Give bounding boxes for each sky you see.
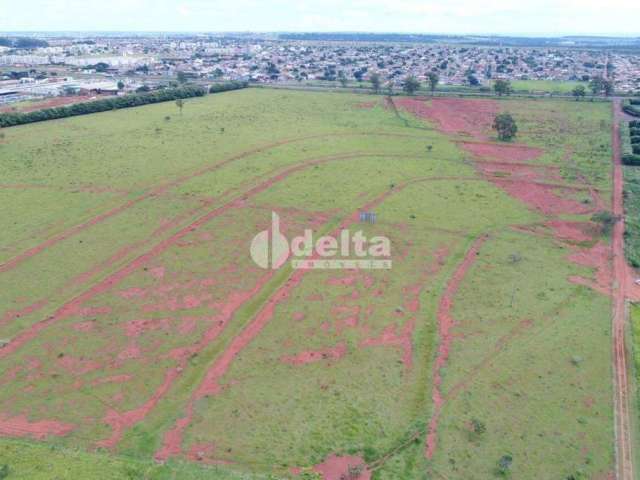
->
[1,0,639,36]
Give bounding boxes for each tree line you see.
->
[0,82,248,128]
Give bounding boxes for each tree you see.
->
[338,70,348,88]
[572,85,586,101]
[369,71,381,93]
[493,113,518,141]
[467,74,480,86]
[177,71,188,84]
[427,72,439,94]
[589,76,604,95]
[497,455,513,476]
[493,79,512,96]
[403,75,420,95]
[175,98,184,115]
[385,81,394,95]
[603,79,614,97]
[117,80,125,91]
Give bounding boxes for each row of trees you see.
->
[624,100,640,118]
[0,83,247,128]
[364,72,439,96]
[623,120,640,165]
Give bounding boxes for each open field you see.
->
[0,88,617,479]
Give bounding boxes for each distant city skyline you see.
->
[1,0,639,36]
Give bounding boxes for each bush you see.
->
[209,81,248,93]
[634,145,640,155]
[624,103,640,117]
[0,83,247,128]
[623,154,640,166]
[631,136,640,145]
[0,464,8,480]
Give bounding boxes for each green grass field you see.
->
[490,79,588,94]
[0,89,615,479]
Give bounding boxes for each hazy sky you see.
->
[1,0,639,35]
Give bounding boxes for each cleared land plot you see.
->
[0,89,615,479]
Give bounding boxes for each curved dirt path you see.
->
[2,151,414,361]
[612,99,635,480]
[424,234,488,459]
[0,132,420,274]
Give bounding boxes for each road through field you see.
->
[612,98,635,480]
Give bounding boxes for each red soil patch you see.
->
[98,274,274,450]
[0,413,74,439]
[425,235,488,459]
[354,101,377,109]
[312,454,370,480]
[394,97,499,139]
[281,342,347,366]
[360,318,415,370]
[155,181,411,461]
[546,220,597,243]
[567,242,613,296]
[492,179,593,216]
[0,300,47,328]
[461,141,544,163]
[0,152,380,361]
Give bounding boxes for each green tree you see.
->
[385,81,394,95]
[589,76,604,95]
[177,71,188,84]
[572,85,586,101]
[603,79,614,96]
[338,70,348,88]
[403,75,420,95]
[493,113,518,141]
[493,79,512,96]
[497,455,513,476]
[369,71,381,93]
[427,71,439,94]
[117,80,125,91]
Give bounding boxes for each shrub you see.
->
[623,154,640,166]
[0,465,8,480]
[591,211,618,236]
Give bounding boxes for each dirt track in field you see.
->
[0,151,406,362]
[424,234,488,459]
[611,99,635,480]
[0,132,420,274]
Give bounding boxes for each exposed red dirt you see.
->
[546,220,597,243]
[425,235,488,459]
[0,152,391,361]
[360,318,415,370]
[394,97,499,139]
[155,180,416,461]
[461,141,544,163]
[97,272,274,449]
[312,454,370,480]
[567,242,613,296]
[281,342,347,366]
[0,300,47,328]
[611,100,635,480]
[0,413,74,439]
